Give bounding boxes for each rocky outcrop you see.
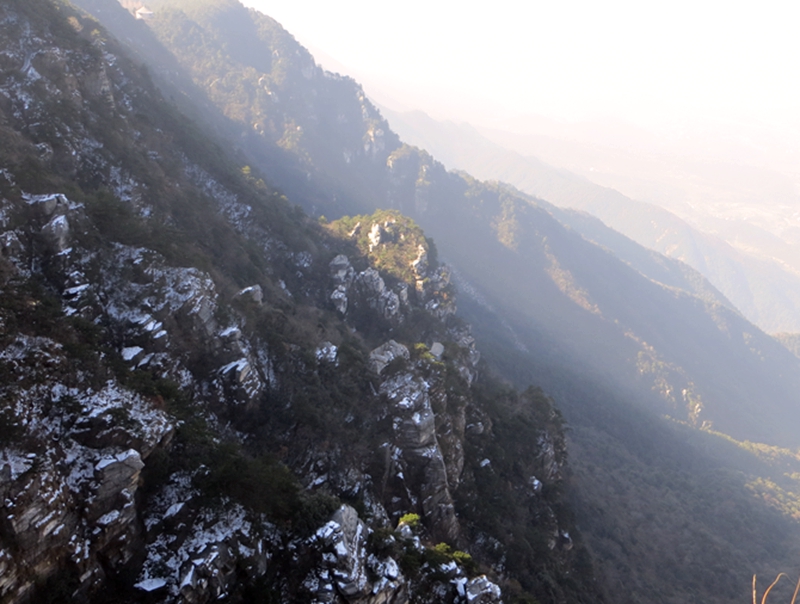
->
[0,338,173,601]
[330,254,356,314]
[0,2,593,602]
[302,504,503,604]
[357,268,402,321]
[305,505,408,604]
[379,367,460,543]
[330,254,406,322]
[462,576,503,603]
[370,340,410,375]
[137,477,276,603]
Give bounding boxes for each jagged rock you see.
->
[332,285,349,314]
[326,505,370,597]
[96,245,221,340]
[348,222,362,238]
[0,231,24,261]
[370,340,410,375]
[179,542,237,604]
[358,267,385,296]
[369,222,384,251]
[462,576,503,603]
[219,326,242,342]
[419,266,456,319]
[219,355,264,409]
[0,455,76,600]
[236,284,263,304]
[0,357,173,602]
[381,371,460,543]
[93,449,144,514]
[398,283,409,306]
[25,193,68,218]
[538,433,562,482]
[41,214,70,252]
[316,341,338,364]
[0,2,593,601]
[411,244,428,279]
[447,325,480,385]
[330,253,408,322]
[139,501,273,603]
[330,254,356,287]
[330,254,355,313]
[357,268,401,320]
[309,505,408,604]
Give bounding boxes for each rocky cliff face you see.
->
[1,189,577,603]
[49,1,800,603]
[0,1,598,603]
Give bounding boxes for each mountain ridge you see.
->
[75,1,800,600]
[382,107,800,334]
[0,1,600,602]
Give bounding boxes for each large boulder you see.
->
[370,340,410,375]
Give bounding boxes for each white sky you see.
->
[241,0,800,137]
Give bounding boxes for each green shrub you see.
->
[398,512,420,529]
[423,543,478,576]
[451,549,478,575]
[367,526,400,559]
[423,542,452,567]
[292,491,341,538]
[398,547,422,578]
[194,442,300,522]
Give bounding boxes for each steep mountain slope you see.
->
[382,108,800,334]
[0,1,600,602]
[48,0,800,602]
[99,0,800,442]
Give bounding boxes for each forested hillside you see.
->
[4,0,800,602]
[61,0,800,601]
[0,1,600,602]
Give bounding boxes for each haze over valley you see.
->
[266,0,800,334]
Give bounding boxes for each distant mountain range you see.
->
[382,108,800,335]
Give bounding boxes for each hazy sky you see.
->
[242,0,800,136]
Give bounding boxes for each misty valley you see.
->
[2,1,800,603]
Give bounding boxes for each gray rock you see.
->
[316,341,338,364]
[370,340,410,375]
[368,222,384,251]
[330,254,355,287]
[26,193,68,218]
[236,284,263,304]
[41,214,70,252]
[330,255,355,313]
[463,575,503,603]
[357,268,401,320]
[310,505,408,604]
[0,231,24,260]
[381,371,460,543]
[464,575,503,604]
[411,244,428,279]
[93,449,144,515]
[332,284,349,314]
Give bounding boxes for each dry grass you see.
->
[753,574,800,604]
